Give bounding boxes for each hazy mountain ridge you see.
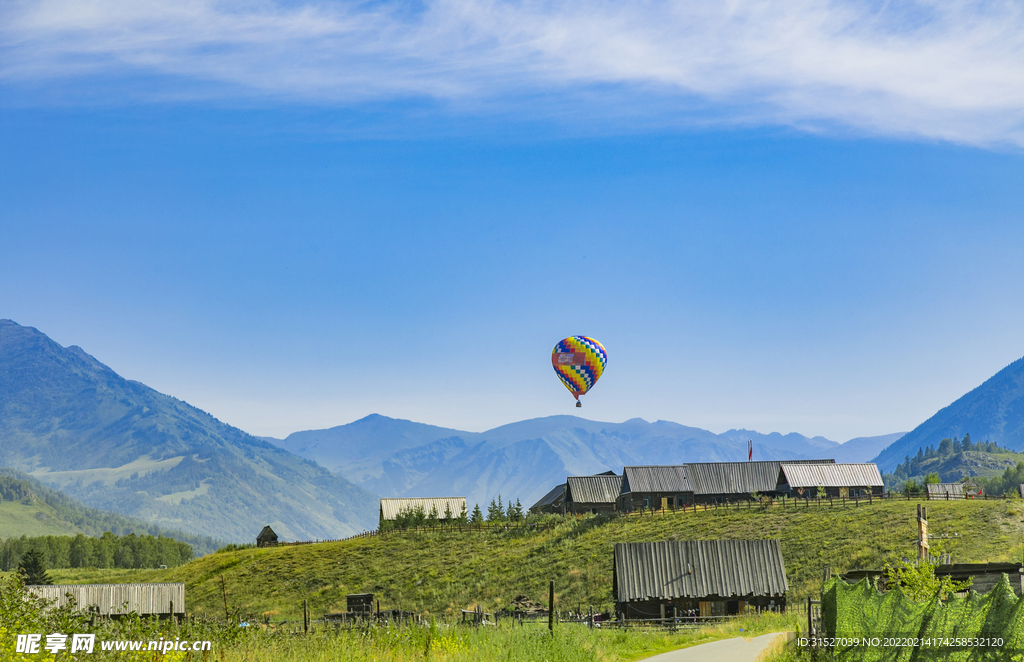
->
[276,414,901,509]
[0,320,378,542]
[873,356,1024,471]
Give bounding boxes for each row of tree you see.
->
[0,532,194,572]
[382,495,527,530]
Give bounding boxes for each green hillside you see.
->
[0,500,82,538]
[46,499,1024,620]
[0,469,223,555]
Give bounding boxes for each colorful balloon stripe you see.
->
[551,336,607,398]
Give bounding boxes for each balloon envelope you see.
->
[551,336,607,399]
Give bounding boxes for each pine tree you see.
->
[470,503,483,525]
[487,498,502,522]
[18,548,51,585]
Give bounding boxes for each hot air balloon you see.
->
[551,336,607,407]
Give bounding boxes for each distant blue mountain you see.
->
[0,320,378,542]
[873,356,1024,471]
[273,415,899,509]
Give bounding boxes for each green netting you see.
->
[821,574,1024,661]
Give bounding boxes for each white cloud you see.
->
[2,0,1024,144]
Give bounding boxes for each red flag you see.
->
[748,439,752,461]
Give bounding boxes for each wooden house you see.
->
[564,473,621,514]
[256,525,279,547]
[927,483,966,500]
[776,463,883,499]
[618,460,838,510]
[617,466,691,511]
[27,583,185,618]
[379,497,466,525]
[613,540,789,619]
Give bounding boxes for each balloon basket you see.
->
[575,401,582,408]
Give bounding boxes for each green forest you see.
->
[0,531,193,573]
[0,469,222,555]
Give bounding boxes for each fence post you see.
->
[549,580,555,635]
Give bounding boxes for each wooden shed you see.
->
[256,525,279,547]
[379,497,466,525]
[27,583,185,617]
[777,463,883,499]
[618,465,692,512]
[613,540,789,619]
[564,473,621,514]
[927,483,966,500]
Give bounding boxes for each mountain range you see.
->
[7,317,1023,541]
[873,355,1024,471]
[268,415,904,509]
[0,320,377,542]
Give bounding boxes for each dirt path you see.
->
[640,632,791,662]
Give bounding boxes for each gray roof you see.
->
[614,540,788,602]
[779,463,883,488]
[687,461,832,495]
[622,466,691,493]
[927,483,965,496]
[566,475,623,504]
[380,497,466,520]
[529,483,565,511]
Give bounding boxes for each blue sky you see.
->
[2,0,1023,440]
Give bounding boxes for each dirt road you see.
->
[640,632,791,662]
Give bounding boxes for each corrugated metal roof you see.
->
[927,483,965,496]
[566,475,623,504]
[529,483,565,511]
[780,463,883,488]
[622,466,691,493]
[27,584,184,615]
[686,461,790,495]
[380,497,466,520]
[614,540,788,602]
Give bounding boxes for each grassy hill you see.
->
[0,469,223,555]
[44,498,1024,621]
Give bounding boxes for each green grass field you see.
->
[211,613,800,662]
[43,499,1024,622]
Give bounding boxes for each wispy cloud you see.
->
[2,0,1024,144]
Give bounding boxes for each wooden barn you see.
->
[564,473,621,514]
[927,483,966,499]
[617,466,691,512]
[379,497,466,525]
[256,525,279,547]
[776,463,883,499]
[529,483,566,514]
[27,583,185,618]
[613,540,789,619]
